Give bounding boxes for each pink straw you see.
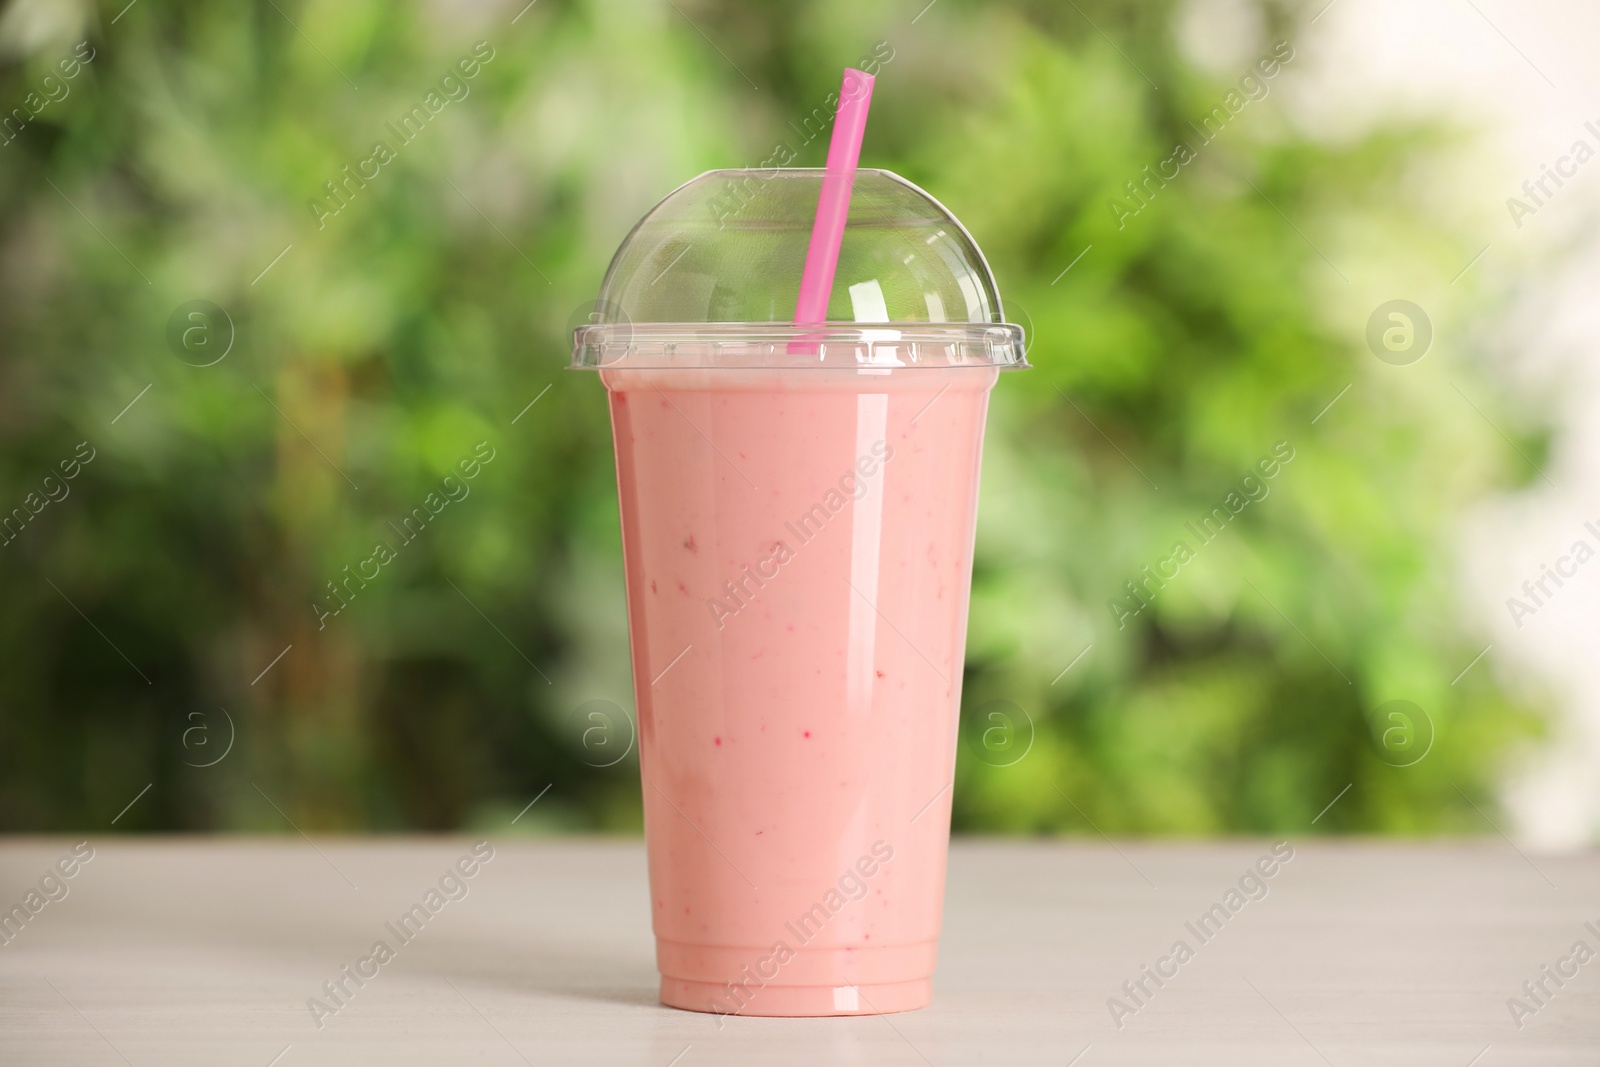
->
[793,68,875,327]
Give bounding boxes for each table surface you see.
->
[1,837,1596,1065]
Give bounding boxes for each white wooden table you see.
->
[1,838,1595,1064]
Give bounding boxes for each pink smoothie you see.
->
[601,359,998,1016]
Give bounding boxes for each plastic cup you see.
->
[573,169,1026,1017]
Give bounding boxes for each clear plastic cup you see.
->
[573,169,1026,1017]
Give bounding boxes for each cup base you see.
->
[660,976,931,1017]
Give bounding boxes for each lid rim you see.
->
[571,322,1030,371]
[576,321,1025,332]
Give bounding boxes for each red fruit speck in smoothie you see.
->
[876,670,885,678]
[803,731,811,738]
[677,581,687,594]
[684,534,697,552]
[651,580,657,593]
[714,736,722,746]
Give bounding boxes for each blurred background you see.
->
[0,0,1594,844]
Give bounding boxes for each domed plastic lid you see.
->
[572,168,1026,370]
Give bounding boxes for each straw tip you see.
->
[838,69,874,113]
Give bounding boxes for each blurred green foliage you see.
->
[0,0,1543,835]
